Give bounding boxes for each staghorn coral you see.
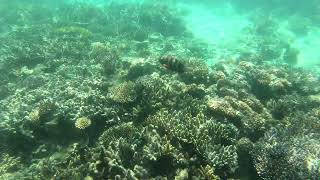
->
[252,107,320,179]
[146,110,239,173]
[253,132,320,180]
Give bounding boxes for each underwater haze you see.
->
[1,0,320,179]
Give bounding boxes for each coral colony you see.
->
[0,0,319,179]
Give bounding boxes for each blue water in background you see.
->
[78,0,320,69]
[179,0,320,68]
[4,0,318,68]
[1,0,320,179]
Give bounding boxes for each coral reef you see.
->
[251,104,320,179]
[109,81,137,104]
[0,1,320,180]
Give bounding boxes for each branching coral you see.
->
[180,58,211,85]
[1,1,320,180]
[146,110,239,173]
[109,81,137,104]
[0,154,22,176]
[252,107,320,179]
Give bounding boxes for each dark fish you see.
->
[159,55,185,73]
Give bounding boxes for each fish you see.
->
[159,55,185,73]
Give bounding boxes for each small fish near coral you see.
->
[159,55,185,73]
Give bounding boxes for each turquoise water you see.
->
[0,0,319,179]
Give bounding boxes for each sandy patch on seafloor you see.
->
[180,1,320,70]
